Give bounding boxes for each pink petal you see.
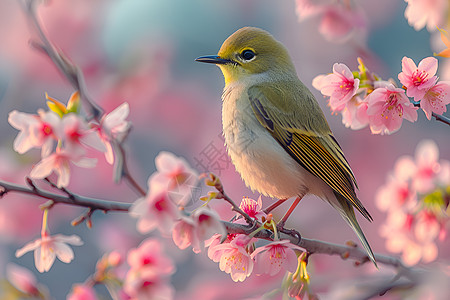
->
[155,151,179,173]
[53,234,84,246]
[103,102,130,130]
[35,244,56,273]
[401,56,417,77]
[15,239,42,258]
[418,57,438,77]
[422,243,438,263]
[29,155,56,180]
[415,140,439,166]
[402,241,422,266]
[53,242,75,263]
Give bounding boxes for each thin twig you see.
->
[0,179,131,212]
[0,178,418,277]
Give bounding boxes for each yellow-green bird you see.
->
[196,27,376,265]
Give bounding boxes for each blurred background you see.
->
[0,0,449,298]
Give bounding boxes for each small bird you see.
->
[196,27,376,265]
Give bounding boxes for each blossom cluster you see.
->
[313,56,450,134]
[404,0,448,32]
[8,92,130,187]
[376,140,449,266]
[128,153,314,298]
[295,0,366,43]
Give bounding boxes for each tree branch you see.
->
[0,179,130,212]
[1,178,412,274]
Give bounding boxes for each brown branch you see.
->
[0,179,131,212]
[1,178,414,275]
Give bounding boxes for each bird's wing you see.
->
[248,83,372,221]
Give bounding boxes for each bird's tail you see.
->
[335,194,377,267]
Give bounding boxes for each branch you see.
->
[223,221,410,274]
[0,178,413,274]
[0,179,131,212]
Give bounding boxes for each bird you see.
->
[195,27,376,265]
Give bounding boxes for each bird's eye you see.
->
[241,49,256,61]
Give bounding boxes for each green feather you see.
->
[248,83,376,265]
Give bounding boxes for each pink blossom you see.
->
[313,63,359,111]
[380,223,438,266]
[341,96,369,130]
[209,235,254,282]
[67,284,98,300]
[404,0,448,32]
[129,176,180,235]
[420,81,450,120]
[61,113,106,153]
[124,239,174,300]
[376,177,416,213]
[8,109,60,157]
[319,3,366,43]
[366,84,418,134]
[172,208,225,253]
[150,151,198,206]
[127,239,174,276]
[411,140,441,194]
[123,273,174,300]
[15,231,83,273]
[295,0,326,20]
[29,148,97,188]
[239,196,265,220]
[172,216,197,251]
[6,264,40,296]
[98,102,131,164]
[398,56,438,100]
[251,240,303,276]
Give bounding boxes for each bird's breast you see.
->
[221,83,310,199]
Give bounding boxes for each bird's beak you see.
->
[195,55,233,65]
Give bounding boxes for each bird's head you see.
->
[196,27,296,85]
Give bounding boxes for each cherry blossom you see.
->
[67,284,98,300]
[319,3,366,43]
[29,147,97,188]
[404,0,447,32]
[366,83,418,134]
[97,102,131,164]
[376,140,449,266]
[8,109,61,157]
[61,113,106,153]
[150,151,199,206]
[239,196,265,220]
[124,239,175,300]
[127,239,175,276]
[341,96,369,130]
[209,234,254,282]
[313,63,359,111]
[6,264,40,296]
[420,81,450,120]
[398,56,438,101]
[251,240,303,276]
[172,208,225,253]
[129,178,180,236]
[15,231,83,273]
[172,215,197,251]
[295,0,325,21]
